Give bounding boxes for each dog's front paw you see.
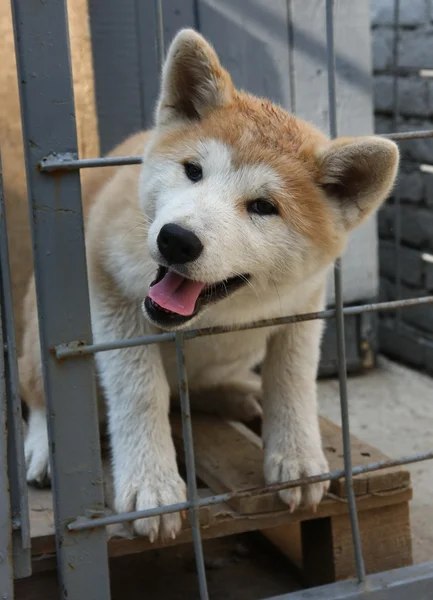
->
[264,446,329,512]
[25,411,51,488]
[115,465,187,541]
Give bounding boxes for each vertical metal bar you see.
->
[89,0,150,154]
[0,157,31,579]
[325,0,366,583]
[154,0,165,72]
[10,1,111,597]
[193,0,202,31]
[175,333,209,600]
[0,209,14,600]
[392,0,402,327]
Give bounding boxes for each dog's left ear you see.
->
[318,136,399,231]
[155,29,234,127]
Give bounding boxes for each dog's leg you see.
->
[176,375,263,422]
[20,348,50,488]
[19,278,51,487]
[23,401,50,487]
[92,300,186,541]
[262,318,329,511]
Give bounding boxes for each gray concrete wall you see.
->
[372,0,433,372]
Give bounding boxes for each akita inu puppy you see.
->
[20,29,399,541]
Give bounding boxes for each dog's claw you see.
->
[289,503,296,514]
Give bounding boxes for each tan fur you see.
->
[18,132,148,408]
[152,104,336,249]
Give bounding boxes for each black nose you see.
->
[157,223,204,265]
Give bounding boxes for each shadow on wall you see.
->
[204,0,371,96]
[92,0,373,153]
[196,1,288,106]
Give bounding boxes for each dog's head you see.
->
[139,29,399,330]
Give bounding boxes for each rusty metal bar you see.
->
[55,295,433,359]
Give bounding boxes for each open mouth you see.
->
[144,266,249,327]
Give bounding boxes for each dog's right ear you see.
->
[155,29,234,127]
[318,136,399,231]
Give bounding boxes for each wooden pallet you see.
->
[28,415,412,586]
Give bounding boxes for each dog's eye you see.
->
[247,199,278,216]
[184,162,203,182]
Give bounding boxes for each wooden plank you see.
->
[171,414,411,514]
[29,462,211,557]
[261,524,303,572]
[28,487,54,540]
[301,502,413,586]
[28,412,411,571]
[29,415,409,552]
[320,418,411,497]
[105,487,411,558]
[29,477,412,562]
[261,502,413,585]
[172,415,282,514]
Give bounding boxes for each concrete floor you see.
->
[319,356,433,564]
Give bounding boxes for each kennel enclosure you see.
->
[2,0,433,599]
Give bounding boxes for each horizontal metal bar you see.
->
[39,129,433,173]
[375,65,433,76]
[272,562,433,599]
[39,153,142,172]
[383,129,433,141]
[56,332,177,358]
[422,253,433,264]
[56,295,433,359]
[67,448,433,532]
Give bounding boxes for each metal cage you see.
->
[2,0,433,598]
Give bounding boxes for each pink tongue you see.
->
[148,270,206,316]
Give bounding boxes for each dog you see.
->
[19,29,399,541]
